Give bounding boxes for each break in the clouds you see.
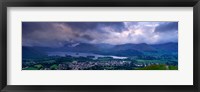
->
[22,22,178,47]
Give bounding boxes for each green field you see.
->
[137,64,178,70]
[136,59,176,64]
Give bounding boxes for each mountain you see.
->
[114,43,157,52]
[22,42,178,58]
[151,42,178,52]
[70,43,100,52]
[95,43,114,49]
[22,46,47,59]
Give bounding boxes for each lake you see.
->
[47,52,128,59]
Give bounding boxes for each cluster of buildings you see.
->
[56,60,162,70]
[57,60,130,70]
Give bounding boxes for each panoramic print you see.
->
[22,22,178,70]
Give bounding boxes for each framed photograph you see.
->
[0,0,199,92]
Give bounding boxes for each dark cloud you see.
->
[22,22,54,34]
[81,34,94,41]
[155,22,178,33]
[22,22,40,35]
[62,22,126,32]
[22,22,178,47]
[22,22,127,46]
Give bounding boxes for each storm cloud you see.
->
[22,22,178,47]
[155,22,178,33]
[63,22,126,32]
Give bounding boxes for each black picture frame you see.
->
[0,0,200,92]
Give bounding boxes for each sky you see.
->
[22,22,178,47]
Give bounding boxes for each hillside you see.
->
[22,42,178,58]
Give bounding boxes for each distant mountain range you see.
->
[22,46,47,59]
[22,42,178,58]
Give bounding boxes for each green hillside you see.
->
[137,64,178,70]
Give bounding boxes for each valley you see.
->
[22,42,178,70]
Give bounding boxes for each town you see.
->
[22,54,178,70]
